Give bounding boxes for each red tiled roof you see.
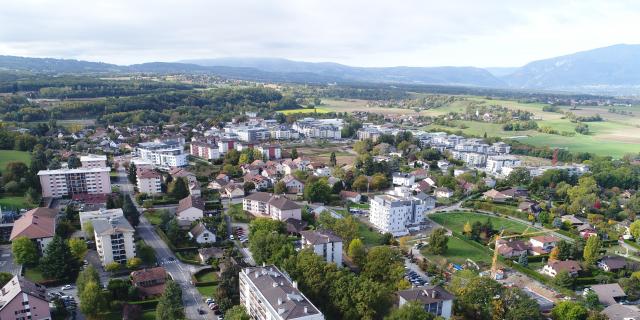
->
[131,267,167,284]
[177,196,204,213]
[10,208,57,240]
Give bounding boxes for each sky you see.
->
[1,0,640,68]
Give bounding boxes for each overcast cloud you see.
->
[1,0,639,67]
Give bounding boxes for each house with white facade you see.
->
[282,175,305,194]
[188,223,216,244]
[176,195,204,221]
[397,286,454,319]
[300,230,342,266]
[243,192,302,221]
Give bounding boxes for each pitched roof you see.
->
[591,283,626,306]
[548,260,582,273]
[282,174,304,185]
[137,169,160,179]
[339,190,360,199]
[189,223,211,238]
[177,195,204,213]
[300,230,342,245]
[10,208,57,240]
[530,235,559,243]
[268,195,300,210]
[397,286,455,304]
[0,276,48,310]
[198,247,225,261]
[244,192,273,202]
[600,256,627,270]
[601,304,640,320]
[131,267,167,285]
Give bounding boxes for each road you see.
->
[114,166,209,320]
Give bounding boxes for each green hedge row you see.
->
[154,226,176,251]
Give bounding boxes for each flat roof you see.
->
[38,167,111,175]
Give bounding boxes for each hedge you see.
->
[154,226,176,251]
[464,200,530,221]
[176,251,201,265]
[127,299,159,310]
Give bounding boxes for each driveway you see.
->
[0,244,20,276]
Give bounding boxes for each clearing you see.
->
[429,211,531,234]
[0,150,31,173]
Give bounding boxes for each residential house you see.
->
[483,189,512,202]
[601,304,640,320]
[176,195,205,221]
[590,283,627,306]
[529,235,559,255]
[369,187,434,236]
[542,260,582,277]
[0,276,51,320]
[413,180,432,194]
[131,267,168,299]
[198,247,224,264]
[223,183,245,199]
[397,286,454,319]
[169,168,198,185]
[598,256,627,272]
[435,187,453,199]
[561,215,586,227]
[188,223,216,244]
[282,175,305,194]
[10,207,57,253]
[243,192,302,221]
[496,239,530,258]
[339,191,362,203]
[300,230,343,266]
[189,182,202,197]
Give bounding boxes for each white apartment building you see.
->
[79,208,124,233]
[528,164,590,177]
[451,151,488,167]
[300,230,343,266]
[392,173,416,187]
[137,138,188,168]
[190,141,221,160]
[269,128,300,140]
[80,154,107,168]
[226,126,271,143]
[38,167,112,198]
[93,216,136,266]
[240,266,324,320]
[243,192,301,221]
[369,187,435,236]
[292,118,342,139]
[137,169,162,195]
[485,155,521,176]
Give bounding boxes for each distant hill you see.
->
[0,55,120,73]
[502,44,640,93]
[181,57,506,87]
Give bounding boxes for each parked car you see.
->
[61,285,73,290]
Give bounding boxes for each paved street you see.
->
[115,166,210,320]
[0,244,21,276]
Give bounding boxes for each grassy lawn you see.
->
[422,236,492,265]
[429,211,532,234]
[143,211,164,226]
[142,310,156,320]
[24,267,49,282]
[357,221,384,246]
[195,271,218,282]
[0,150,31,173]
[0,196,30,209]
[228,203,253,223]
[278,107,332,115]
[196,284,217,297]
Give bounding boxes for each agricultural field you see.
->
[0,150,31,173]
[321,98,422,115]
[429,211,532,234]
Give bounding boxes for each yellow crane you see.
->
[491,226,558,279]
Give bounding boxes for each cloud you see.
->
[0,0,639,67]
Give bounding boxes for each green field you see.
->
[195,270,218,282]
[422,235,492,265]
[357,221,384,246]
[0,150,31,173]
[429,211,532,234]
[0,196,30,209]
[278,107,332,115]
[196,284,217,297]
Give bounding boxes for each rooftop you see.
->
[38,167,111,175]
[92,216,134,236]
[300,229,342,245]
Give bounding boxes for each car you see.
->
[209,304,217,310]
[229,235,235,240]
[214,309,222,315]
[198,308,207,315]
[205,298,214,304]
[61,285,73,290]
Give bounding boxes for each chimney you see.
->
[272,282,278,288]
[431,290,438,299]
[292,281,298,289]
[278,297,282,305]
[304,306,308,314]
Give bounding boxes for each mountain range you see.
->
[2,44,640,95]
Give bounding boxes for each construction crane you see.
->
[491,226,558,279]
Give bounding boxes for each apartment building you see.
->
[300,230,343,266]
[451,151,488,167]
[0,276,51,320]
[93,216,136,265]
[136,169,162,195]
[485,155,521,176]
[239,265,324,320]
[137,138,188,168]
[80,154,107,168]
[292,118,342,139]
[79,208,124,233]
[256,144,282,160]
[38,167,111,198]
[226,126,271,143]
[190,140,220,160]
[369,187,435,236]
[397,286,454,319]
[392,173,416,187]
[243,192,301,221]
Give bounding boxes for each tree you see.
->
[557,240,574,260]
[127,257,142,269]
[352,175,369,192]
[425,228,448,255]
[348,238,366,266]
[12,236,39,266]
[136,241,156,265]
[122,194,140,227]
[169,177,189,200]
[4,161,29,184]
[0,272,13,287]
[166,218,181,245]
[583,290,602,311]
[507,167,532,186]
[225,305,250,320]
[249,230,295,266]
[303,179,331,203]
[363,246,404,287]
[554,271,575,289]
[274,181,287,194]
[583,235,601,267]
[551,301,588,320]
[67,155,81,169]
[630,220,640,241]
[24,187,41,205]
[329,152,337,167]
[550,247,560,261]
[105,262,121,272]
[156,279,184,320]
[243,181,256,193]
[83,221,95,241]
[76,265,100,294]
[370,173,389,191]
[79,281,106,319]
[68,238,88,260]
[518,251,528,267]
[463,221,472,236]
[384,301,434,320]
[291,148,298,159]
[127,162,137,184]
